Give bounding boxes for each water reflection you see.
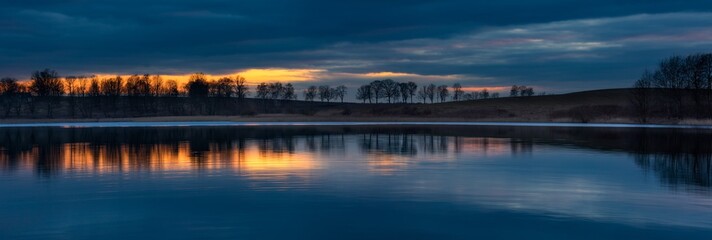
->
[1,125,712,238]
[0,126,710,190]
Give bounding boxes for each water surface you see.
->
[0,125,710,239]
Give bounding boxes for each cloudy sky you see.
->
[2,1,712,93]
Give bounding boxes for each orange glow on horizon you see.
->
[92,68,325,86]
[461,86,509,92]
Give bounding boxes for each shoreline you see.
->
[1,115,711,129]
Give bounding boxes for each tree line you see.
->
[0,70,523,104]
[632,53,712,121]
[353,79,504,104]
[0,69,542,118]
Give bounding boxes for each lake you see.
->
[0,124,710,239]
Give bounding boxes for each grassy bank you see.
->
[1,88,711,125]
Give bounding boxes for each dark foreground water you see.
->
[0,125,711,239]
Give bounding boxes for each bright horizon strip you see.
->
[93,68,325,85]
[16,68,511,92]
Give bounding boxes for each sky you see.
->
[2,0,712,94]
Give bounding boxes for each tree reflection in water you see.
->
[0,125,709,191]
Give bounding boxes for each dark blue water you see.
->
[0,125,710,239]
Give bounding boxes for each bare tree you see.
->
[426,84,436,103]
[0,78,20,117]
[234,76,249,100]
[75,76,88,96]
[356,85,372,103]
[417,86,428,103]
[125,74,151,96]
[510,85,519,97]
[256,83,269,100]
[521,87,534,96]
[480,89,490,99]
[398,82,410,103]
[334,85,347,103]
[88,76,101,96]
[30,69,63,96]
[101,76,123,96]
[369,80,385,103]
[268,82,284,100]
[150,75,163,96]
[406,82,417,103]
[164,80,179,96]
[318,85,332,102]
[436,85,449,102]
[381,79,399,103]
[281,83,296,100]
[64,76,77,96]
[30,69,64,117]
[303,86,317,101]
[452,83,464,101]
[212,77,235,97]
[0,78,19,95]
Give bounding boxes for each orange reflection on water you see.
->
[51,141,322,180]
[240,145,320,172]
[366,153,411,175]
[1,135,514,178]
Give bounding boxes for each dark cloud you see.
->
[2,1,712,92]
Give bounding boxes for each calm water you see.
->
[0,125,711,239]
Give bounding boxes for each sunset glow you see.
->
[93,68,325,85]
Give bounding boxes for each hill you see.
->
[0,88,706,124]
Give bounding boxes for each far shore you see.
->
[4,88,712,126]
[2,114,712,127]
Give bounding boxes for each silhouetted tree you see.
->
[406,82,417,103]
[234,76,249,101]
[318,85,332,102]
[382,79,399,103]
[30,69,63,117]
[185,73,210,97]
[480,89,490,99]
[125,74,151,96]
[334,85,347,103]
[437,85,449,102]
[521,87,534,96]
[64,76,77,96]
[256,83,269,100]
[356,85,372,103]
[452,83,464,101]
[282,83,296,100]
[370,80,385,103]
[304,86,317,101]
[74,76,88,96]
[30,69,63,96]
[417,86,428,103]
[426,84,436,103]
[267,82,283,100]
[632,52,712,119]
[510,85,519,97]
[88,77,101,96]
[211,77,235,97]
[164,80,180,96]
[0,78,20,117]
[398,82,410,103]
[0,78,19,95]
[150,75,163,96]
[100,76,123,96]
